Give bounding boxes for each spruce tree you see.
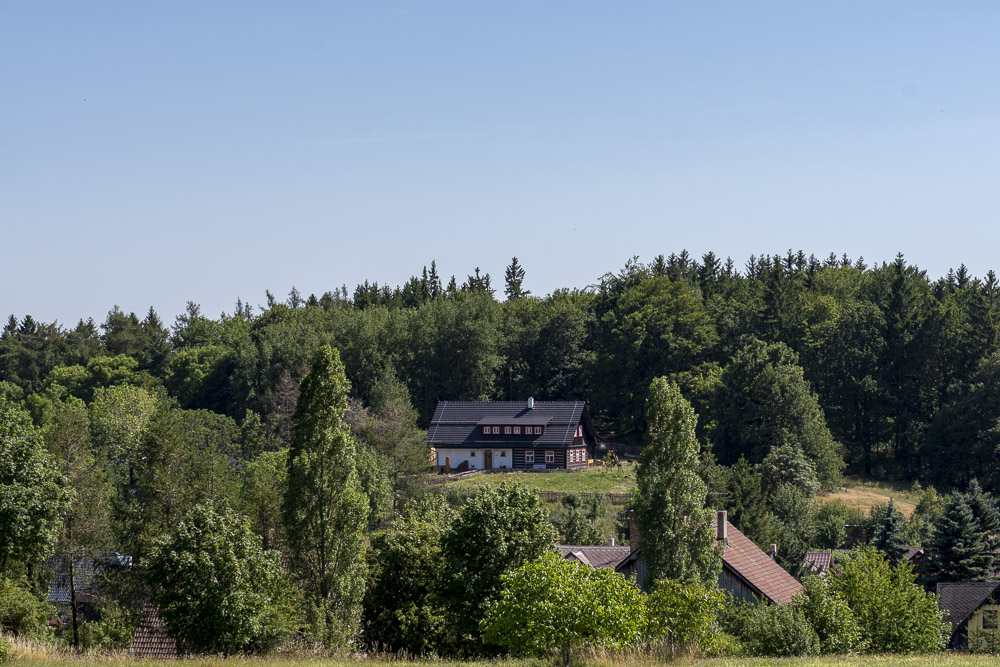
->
[634,378,722,588]
[871,499,907,566]
[283,345,368,647]
[503,257,530,299]
[923,494,991,585]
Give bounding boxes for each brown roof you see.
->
[937,581,1000,632]
[131,604,177,658]
[804,551,834,575]
[557,545,631,570]
[722,522,803,604]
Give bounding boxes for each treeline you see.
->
[4,251,1000,491]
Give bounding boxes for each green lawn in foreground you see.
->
[11,654,1000,666]
[436,467,637,496]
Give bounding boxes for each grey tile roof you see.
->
[47,553,131,605]
[937,581,1000,631]
[558,545,632,570]
[428,400,590,448]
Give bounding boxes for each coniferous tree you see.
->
[963,480,1000,574]
[634,378,721,587]
[871,499,907,567]
[922,494,991,586]
[503,257,530,299]
[724,456,772,545]
[283,345,368,648]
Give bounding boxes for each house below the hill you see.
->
[605,511,803,604]
[427,398,597,472]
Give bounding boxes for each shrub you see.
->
[969,627,1000,654]
[0,636,12,664]
[795,576,867,654]
[0,578,53,641]
[76,603,138,651]
[722,600,819,657]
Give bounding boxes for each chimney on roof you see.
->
[628,510,640,553]
[527,397,534,410]
[769,544,778,560]
[607,537,615,547]
[716,510,728,542]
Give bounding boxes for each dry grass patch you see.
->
[817,478,925,518]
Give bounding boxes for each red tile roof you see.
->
[804,551,834,575]
[558,545,632,569]
[131,604,177,658]
[722,522,803,604]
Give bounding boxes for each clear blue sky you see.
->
[3,2,1000,325]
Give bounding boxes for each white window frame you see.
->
[482,426,490,435]
[513,426,521,434]
[545,451,555,464]
[524,451,535,464]
[504,426,512,434]
[492,426,500,434]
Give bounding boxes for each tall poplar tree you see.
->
[634,378,721,588]
[283,345,368,648]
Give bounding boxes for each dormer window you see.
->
[513,426,521,435]
[534,426,543,435]
[504,426,512,434]
[492,426,500,434]
[482,426,490,435]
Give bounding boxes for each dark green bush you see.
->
[721,599,819,657]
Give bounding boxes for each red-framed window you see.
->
[513,426,521,434]
[525,451,535,464]
[482,426,490,435]
[545,451,555,464]
[504,426,512,434]
[492,426,500,434]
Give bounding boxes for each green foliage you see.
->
[439,481,557,652]
[75,603,138,651]
[736,603,821,658]
[830,547,948,653]
[871,499,908,566]
[761,443,818,497]
[923,493,993,585]
[0,635,11,663]
[363,495,453,655]
[969,627,1000,654]
[555,493,603,545]
[765,484,816,576]
[710,338,843,488]
[813,500,853,550]
[0,576,53,640]
[795,576,868,654]
[634,378,721,587]
[482,552,644,667]
[147,503,299,655]
[644,580,724,658]
[87,384,159,484]
[354,443,393,526]
[0,398,73,571]
[723,457,772,545]
[283,345,368,648]
[239,449,287,551]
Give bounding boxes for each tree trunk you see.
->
[70,555,79,649]
[562,638,571,667]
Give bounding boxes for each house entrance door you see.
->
[484,450,493,469]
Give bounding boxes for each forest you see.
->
[2,250,1000,660]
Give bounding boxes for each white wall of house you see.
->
[436,448,512,470]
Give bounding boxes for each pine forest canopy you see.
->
[3,250,1000,491]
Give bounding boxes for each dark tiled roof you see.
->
[47,553,131,604]
[723,522,803,605]
[558,545,631,570]
[131,604,177,658]
[804,551,833,575]
[937,581,1000,631]
[428,400,590,447]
